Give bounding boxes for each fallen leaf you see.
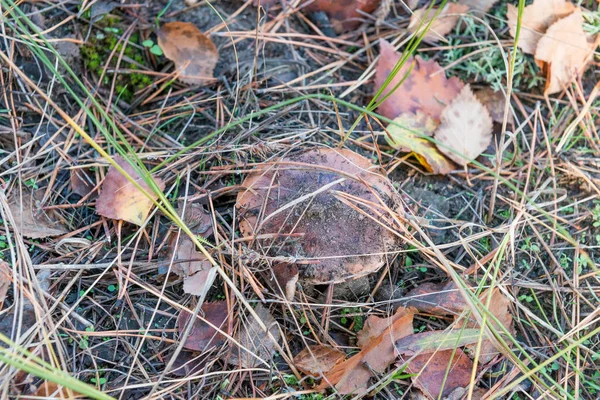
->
[401,348,474,399]
[227,303,281,368]
[157,22,218,85]
[434,84,493,166]
[294,345,345,376]
[402,281,467,316]
[374,40,464,121]
[167,350,206,377]
[8,190,68,239]
[237,148,399,284]
[534,8,597,95]
[408,3,469,44]
[0,262,10,305]
[454,289,513,364]
[386,112,454,174]
[70,168,95,197]
[458,0,499,13]
[395,329,482,356]
[318,307,414,395]
[96,155,165,226]
[474,87,513,125]
[304,0,381,34]
[34,382,83,398]
[272,262,299,301]
[357,308,414,348]
[177,301,229,351]
[507,0,575,55]
[177,201,213,237]
[169,234,212,296]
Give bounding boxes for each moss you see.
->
[80,19,154,102]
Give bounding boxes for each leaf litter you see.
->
[408,3,469,44]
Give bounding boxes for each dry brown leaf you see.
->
[458,0,499,13]
[454,289,513,364]
[96,155,165,226]
[70,168,95,197]
[227,303,281,368]
[169,234,212,296]
[357,308,414,348]
[507,0,575,54]
[177,302,229,351]
[474,87,513,125]
[157,22,218,85]
[0,262,10,305]
[408,3,469,44]
[401,349,474,399]
[403,281,467,316]
[272,262,299,301]
[534,8,597,95]
[34,382,83,398]
[375,40,464,121]
[177,202,213,237]
[8,190,67,239]
[386,112,455,175]
[294,345,345,376]
[237,148,399,284]
[304,0,381,34]
[318,307,414,395]
[434,84,493,166]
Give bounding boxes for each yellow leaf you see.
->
[386,112,454,175]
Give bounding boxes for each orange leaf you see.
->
[374,40,464,121]
[408,3,469,44]
[534,8,597,95]
[318,307,414,395]
[96,155,165,226]
[507,0,575,55]
[294,345,345,376]
[304,0,381,34]
[157,22,219,85]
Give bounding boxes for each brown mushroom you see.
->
[236,148,401,284]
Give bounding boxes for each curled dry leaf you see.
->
[157,22,218,85]
[8,190,67,239]
[401,348,474,400]
[507,0,575,55]
[227,303,281,368]
[408,3,469,44]
[294,345,345,376]
[454,288,513,364]
[434,84,493,166]
[304,0,381,34]
[402,281,467,316]
[474,87,513,125]
[386,112,454,175]
[96,155,165,226]
[534,8,597,95]
[375,40,464,121]
[177,301,229,351]
[317,307,414,395]
[237,148,399,284]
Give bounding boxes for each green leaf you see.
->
[395,329,482,356]
[142,39,154,47]
[107,284,116,292]
[150,44,163,56]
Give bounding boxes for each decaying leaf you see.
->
[177,301,229,351]
[8,190,68,239]
[434,85,493,166]
[237,148,399,284]
[401,349,474,399]
[272,262,299,301]
[169,234,213,296]
[357,308,415,348]
[70,168,95,197]
[157,22,218,85]
[374,40,464,121]
[96,155,165,226]
[318,307,414,395]
[294,345,345,376]
[177,201,214,237]
[534,8,597,95]
[168,350,206,377]
[402,281,467,316]
[458,0,499,13]
[386,112,454,175]
[304,0,381,34]
[475,87,513,125]
[408,3,469,44]
[454,289,513,364]
[227,303,281,368]
[507,0,575,55]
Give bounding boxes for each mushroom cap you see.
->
[236,148,400,284]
